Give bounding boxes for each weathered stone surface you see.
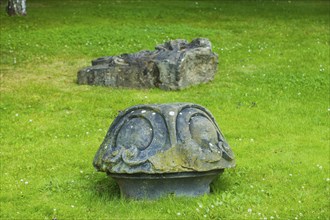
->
[93,103,235,174]
[77,38,218,90]
[6,0,27,16]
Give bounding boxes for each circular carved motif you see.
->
[97,107,170,171]
[117,117,153,151]
[189,115,218,149]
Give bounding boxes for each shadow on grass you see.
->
[90,176,121,201]
[210,170,238,194]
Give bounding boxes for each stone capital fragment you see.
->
[93,103,235,199]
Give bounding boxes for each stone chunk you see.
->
[92,103,235,199]
[77,38,218,90]
[93,103,235,174]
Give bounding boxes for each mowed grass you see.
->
[0,0,329,219]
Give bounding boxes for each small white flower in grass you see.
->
[177,212,181,216]
[20,179,24,182]
[299,213,303,216]
[248,208,252,213]
[298,200,301,203]
[203,215,207,218]
[270,216,274,219]
[71,205,75,208]
[25,181,28,185]
[86,132,89,135]
[80,170,83,174]
[15,113,19,117]
[289,173,293,177]
[316,164,323,169]
[326,178,330,182]
[29,119,33,122]
[198,203,203,208]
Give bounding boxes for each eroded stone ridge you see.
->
[93,103,235,174]
[77,38,218,90]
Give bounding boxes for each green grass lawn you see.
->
[0,0,329,219]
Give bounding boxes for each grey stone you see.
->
[77,38,218,90]
[93,103,235,199]
[6,0,27,16]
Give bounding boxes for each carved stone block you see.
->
[93,103,235,199]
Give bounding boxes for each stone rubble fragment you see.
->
[77,38,218,90]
